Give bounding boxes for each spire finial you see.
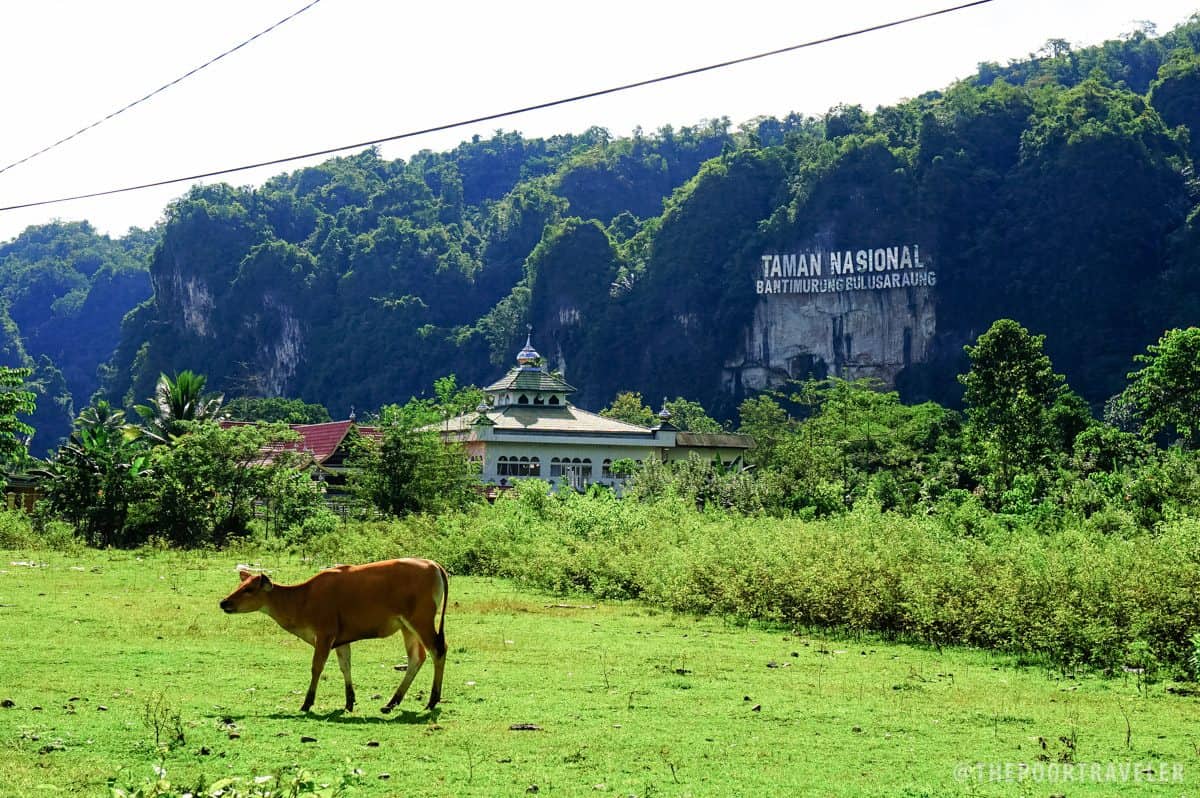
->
[472,399,494,426]
[517,326,540,367]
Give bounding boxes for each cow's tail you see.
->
[433,561,449,658]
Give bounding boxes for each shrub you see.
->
[283,495,1200,676]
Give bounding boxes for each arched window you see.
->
[602,458,614,478]
[548,395,560,405]
[550,457,563,478]
[518,394,529,405]
[564,458,594,490]
[498,454,543,478]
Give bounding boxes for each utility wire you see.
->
[0,0,323,178]
[0,0,995,214]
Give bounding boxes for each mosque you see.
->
[430,335,755,491]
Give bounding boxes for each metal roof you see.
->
[675,431,755,450]
[484,367,576,394]
[432,405,654,436]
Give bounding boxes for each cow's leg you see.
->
[424,604,448,710]
[335,644,354,712]
[426,573,448,710]
[381,626,426,713]
[427,618,447,710]
[301,638,332,712]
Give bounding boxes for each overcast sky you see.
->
[0,0,1196,243]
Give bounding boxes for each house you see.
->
[428,335,754,492]
[220,418,380,500]
[3,472,43,512]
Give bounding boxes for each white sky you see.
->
[0,0,1196,244]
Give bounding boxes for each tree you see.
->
[600,391,656,427]
[1123,327,1200,448]
[824,104,869,139]
[351,426,479,517]
[223,397,331,425]
[134,371,225,444]
[777,378,962,512]
[377,374,484,429]
[0,366,35,473]
[144,422,316,546]
[1150,53,1200,164]
[41,415,321,547]
[432,375,485,422]
[664,397,722,433]
[737,394,792,468]
[959,320,1071,493]
[37,400,151,546]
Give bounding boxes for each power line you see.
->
[0,0,995,214]
[0,0,323,178]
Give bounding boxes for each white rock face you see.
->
[181,278,214,337]
[154,266,214,337]
[724,285,936,392]
[259,299,304,397]
[238,294,305,396]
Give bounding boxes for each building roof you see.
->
[435,405,656,436]
[220,420,379,464]
[676,431,755,450]
[294,420,356,462]
[484,366,576,394]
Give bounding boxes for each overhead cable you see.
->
[0,0,324,177]
[0,0,995,213]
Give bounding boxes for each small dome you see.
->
[658,399,672,420]
[516,331,540,367]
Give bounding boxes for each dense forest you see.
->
[2,18,1200,453]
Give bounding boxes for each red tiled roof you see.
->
[294,421,354,463]
[219,420,379,464]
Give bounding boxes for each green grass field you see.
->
[1,548,1198,797]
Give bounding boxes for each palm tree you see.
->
[77,399,129,436]
[134,371,225,444]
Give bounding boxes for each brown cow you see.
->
[219,558,448,714]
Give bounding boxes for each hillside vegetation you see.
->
[1,20,1199,453]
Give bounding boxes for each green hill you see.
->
[4,18,1200,449]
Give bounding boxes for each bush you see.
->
[0,510,77,550]
[283,495,1200,676]
[0,509,38,548]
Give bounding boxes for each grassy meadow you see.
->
[1,547,1199,797]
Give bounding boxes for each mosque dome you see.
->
[516,331,540,368]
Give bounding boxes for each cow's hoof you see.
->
[380,705,393,714]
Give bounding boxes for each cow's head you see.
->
[219,569,273,613]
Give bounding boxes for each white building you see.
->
[433,336,754,492]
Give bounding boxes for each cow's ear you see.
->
[237,568,253,582]
[258,574,273,592]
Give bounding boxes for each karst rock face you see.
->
[725,244,937,392]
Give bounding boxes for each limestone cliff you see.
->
[724,248,937,391]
